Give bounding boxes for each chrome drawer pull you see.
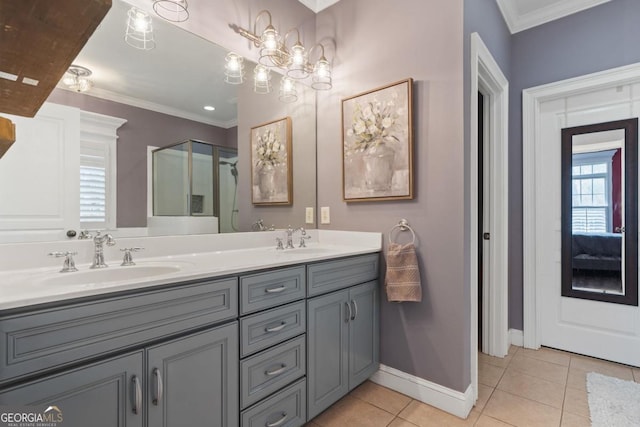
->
[265,322,287,333]
[152,368,164,405]
[132,375,142,415]
[265,364,287,376]
[351,300,358,320]
[266,412,288,427]
[265,285,287,293]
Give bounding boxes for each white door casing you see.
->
[470,32,510,401]
[523,63,640,366]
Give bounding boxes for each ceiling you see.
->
[496,0,612,33]
[60,0,238,128]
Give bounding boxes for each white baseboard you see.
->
[509,329,524,347]
[370,364,474,419]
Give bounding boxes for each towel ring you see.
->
[388,219,416,245]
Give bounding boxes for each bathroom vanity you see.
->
[0,231,380,427]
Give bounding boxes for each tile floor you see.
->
[305,345,640,427]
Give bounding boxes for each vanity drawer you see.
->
[240,301,306,357]
[241,336,306,409]
[240,266,306,314]
[307,253,379,296]
[241,378,306,427]
[0,277,238,384]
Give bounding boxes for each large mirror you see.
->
[0,0,316,243]
[561,118,638,306]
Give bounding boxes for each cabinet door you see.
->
[0,352,143,427]
[306,290,349,420]
[348,281,379,390]
[146,322,239,427]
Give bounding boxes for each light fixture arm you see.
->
[253,10,274,46]
[284,28,302,48]
[307,43,327,63]
[229,23,262,46]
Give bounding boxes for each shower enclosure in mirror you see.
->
[561,118,638,306]
[152,140,238,233]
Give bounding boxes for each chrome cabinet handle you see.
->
[351,300,358,320]
[265,285,286,293]
[266,412,288,427]
[345,301,352,322]
[152,368,163,405]
[265,364,287,376]
[265,322,287,333]
[132,375,142,415]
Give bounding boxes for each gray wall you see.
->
[508,0,640,329]
[317,0,467,392]
[47,89,234,227]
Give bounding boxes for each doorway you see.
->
[523,64,640,367]
[469,32,510,402]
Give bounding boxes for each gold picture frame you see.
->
[250,116,293,205]
[342,78,414,202]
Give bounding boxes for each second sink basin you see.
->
[36,263,187,287]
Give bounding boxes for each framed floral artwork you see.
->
[342,78,414,202]
[250,117,293,205]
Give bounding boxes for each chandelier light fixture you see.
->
[125,7,155,50]
[253,64,272,94]
[153,0,189,22]
[224,52,245,84]
[62,65,93,93]
[228,9,333,97]
[279,76,298,103]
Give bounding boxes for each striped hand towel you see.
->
[385,242,422,302]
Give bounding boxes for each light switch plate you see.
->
[305,207,314,224]
[320,206,330,224]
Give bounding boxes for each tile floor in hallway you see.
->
[305,345,640,427]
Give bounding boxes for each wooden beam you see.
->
[0,116,16,158]
[0,0,111,117]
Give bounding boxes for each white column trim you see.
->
[370,365,474,419]
[522,61,640,349]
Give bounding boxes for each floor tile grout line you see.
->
[496,387,567,412]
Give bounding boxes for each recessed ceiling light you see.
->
[204,105,215,111]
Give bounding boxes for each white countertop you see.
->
[0,230,381,311]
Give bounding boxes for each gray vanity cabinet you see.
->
[307,280,379,420]
[146,323,239,427]
[0,351,144,427]
[0,323,239,427]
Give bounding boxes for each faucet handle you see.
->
[48,251,78,273]
[120,247,143,266]
[275,238,284,250]
[299,234,311,248]
[78,230,93,240]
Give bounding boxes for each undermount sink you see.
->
[277,247,337,255]
[36,263,187,287]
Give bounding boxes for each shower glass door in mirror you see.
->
[561,118,638,306]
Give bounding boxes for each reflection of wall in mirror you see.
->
[47,89,237,228]
[237,79,316,231]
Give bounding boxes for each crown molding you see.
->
[297,0,341,13]
[57,85,236,129]
[496,0,611,34]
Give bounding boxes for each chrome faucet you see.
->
[91,231,116,269]
[285,226,308,249]
[252,219,275,231]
